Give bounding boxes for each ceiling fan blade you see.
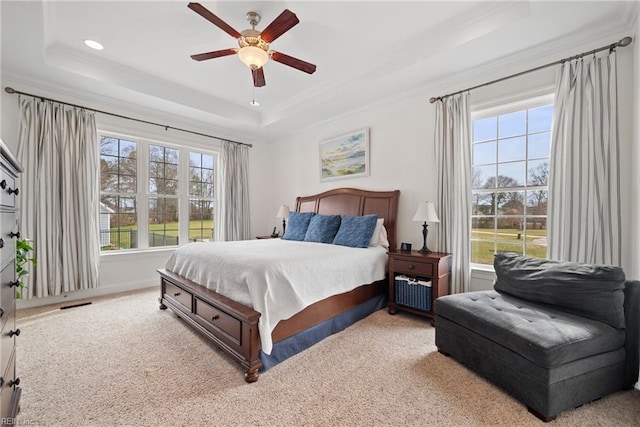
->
[188,2,242,39]
[260,9,299,43]
[252,68,266,87]
[270,51,316,74]
[191,48,237,61]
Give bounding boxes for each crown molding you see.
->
[2,71,259,145]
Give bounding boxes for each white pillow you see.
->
[369,218,390,248]
[379,223,390,248]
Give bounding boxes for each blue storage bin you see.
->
[395,275,432,312]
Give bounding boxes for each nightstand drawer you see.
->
[391,258,433,277]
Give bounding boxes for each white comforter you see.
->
[165,238,387,355]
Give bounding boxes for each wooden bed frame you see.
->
[158,187,400,382]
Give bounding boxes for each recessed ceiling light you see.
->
[250,99,260,107]
[84,39,104,50]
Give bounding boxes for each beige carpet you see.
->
[15,288,640,426]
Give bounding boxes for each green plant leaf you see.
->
[15,238,36,291]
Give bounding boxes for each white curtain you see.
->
[434,93,472,294]
[220,141,251,241]
[548,51,621,265]
[17,97,100,298]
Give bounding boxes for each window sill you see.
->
[100,247,176,258]
[470,263,495,273]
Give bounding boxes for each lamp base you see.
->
[418,222,432,254]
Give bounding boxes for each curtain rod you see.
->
[3,86,253,148]
[429,36,633,104]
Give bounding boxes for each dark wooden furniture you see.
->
[0,139,22,422]
[387,251,451,321]
[159,187,400,382]
[255,235,278,239]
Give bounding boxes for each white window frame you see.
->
[470,92,554,269]
[99,130,220,253]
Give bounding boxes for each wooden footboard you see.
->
[159,268,385,382]
[158,268,263,381]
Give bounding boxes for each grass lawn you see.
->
[104,223,547,264]
[103,220,213,250]
[472,228,547,265]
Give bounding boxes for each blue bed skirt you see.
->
[259,293,387,371]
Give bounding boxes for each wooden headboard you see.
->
[295,188,400,251]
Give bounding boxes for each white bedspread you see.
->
[165,239,388,354]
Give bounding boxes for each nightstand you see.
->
[388,250,452,321]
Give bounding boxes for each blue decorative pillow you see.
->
[281,211,315,241]
[304,214,341,243]
[332,214,378,248]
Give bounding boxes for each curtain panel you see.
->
[17,97,100,298]
[220,141,251,241]
[434,93,472,294]
[548,51,621,265]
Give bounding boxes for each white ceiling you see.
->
[1,1,636,144]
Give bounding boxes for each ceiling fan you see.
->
[188,2,317,88]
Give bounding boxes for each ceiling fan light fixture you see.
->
[238,46,269,70]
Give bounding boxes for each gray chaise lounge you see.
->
[435,253,639,421]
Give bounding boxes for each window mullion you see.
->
[138,140,150,248]
[179,147,189,245]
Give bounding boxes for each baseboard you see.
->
[16,280,157,309]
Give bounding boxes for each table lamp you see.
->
[276,205,290,235]
[412,201,440,253]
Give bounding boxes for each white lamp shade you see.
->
[238,46,269,69]
[413,201,440,223]
[276,205,290,219]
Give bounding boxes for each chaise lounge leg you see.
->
[527,406,557,422]
[437,348,450,357]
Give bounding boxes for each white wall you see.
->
[251,94,441,251]
[250,33,638,293]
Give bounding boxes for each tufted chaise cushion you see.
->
[435,290,625,368]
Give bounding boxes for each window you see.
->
[100,133,218,252]
[188,152,216,242]
[100,137,138,250]
[471,100,553,265]
[149,145,179,247]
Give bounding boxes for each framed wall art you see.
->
[319,128,369,182]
